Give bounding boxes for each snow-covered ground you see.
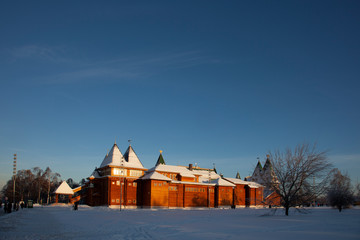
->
[1,205,359,240]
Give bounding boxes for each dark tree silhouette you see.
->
[266,143,332,216]
[327,169,354,212]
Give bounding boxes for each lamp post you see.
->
[13,154,17,206]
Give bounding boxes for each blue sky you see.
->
[1,1,359,189]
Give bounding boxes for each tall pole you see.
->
[13,154,17,206]
[120,157,124,211]
[208,169,211,208]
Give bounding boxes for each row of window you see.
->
[113,169,143,177]
[185,188,213,193]
[111,199,136,204]
[169,186,178,191]
[112,181,137,187]
[153,182,167,187]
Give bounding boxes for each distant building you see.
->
[249,155,281,206]
[58,142,269,208]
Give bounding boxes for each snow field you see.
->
[0,206,359,240]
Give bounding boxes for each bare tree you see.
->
[327,169,354,212]
[1,167,61,204]
[266,143,332,215]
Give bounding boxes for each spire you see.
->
[213,163,217,174]
[236,171,241,179]
[123,144,145,168]
[263,154,272,171]
[256,158,263,171]
[156,150,166,166]
[100,143,124,168]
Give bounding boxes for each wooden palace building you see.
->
[69,142,276,208]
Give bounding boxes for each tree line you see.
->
[1,167,62,204]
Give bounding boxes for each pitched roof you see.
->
[100,143,145,169]
[123,145,146,169]
[89,168,101,179]
[263,157,272,171]
[191,169,221,183]
[141,171,172,181]
[224,177,264,188]
[147,164,195,178]
[224,177,249,185]
[213,178,236,187]
[100,143,124,168]
[55,181,74,195]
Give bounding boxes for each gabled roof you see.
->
[100,143,145,169]
[55,181,74,195]
[141,171,172,181]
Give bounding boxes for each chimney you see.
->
[189,164,193,171]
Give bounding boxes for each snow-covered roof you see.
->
[191,169,221,181]
[89,169,102,179]
[55,181,74,195]
[141,171,172,181]
[100,143,145,169]
[123,145,146,169]
[224,177,249,185]
[247,181,263,188]
[147,164,195,178]
[224,177,264,188]
[213,178,236,187]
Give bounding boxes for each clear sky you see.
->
[1,1,359,190]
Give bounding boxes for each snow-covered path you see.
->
[0,206,359,240]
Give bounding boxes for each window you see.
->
[174,187,177,191]
[128,200,131,203]
[114,168,126,176]
[112,199,115,203]
[159,183,162,187]
[116,181,120,185]
[154,183,157,186]
[128,183,132,186]
[130,170,143,177]
[133,200,136,203]
[116,199,120,203]
[133,182,137,187]
[112,181,115,185]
